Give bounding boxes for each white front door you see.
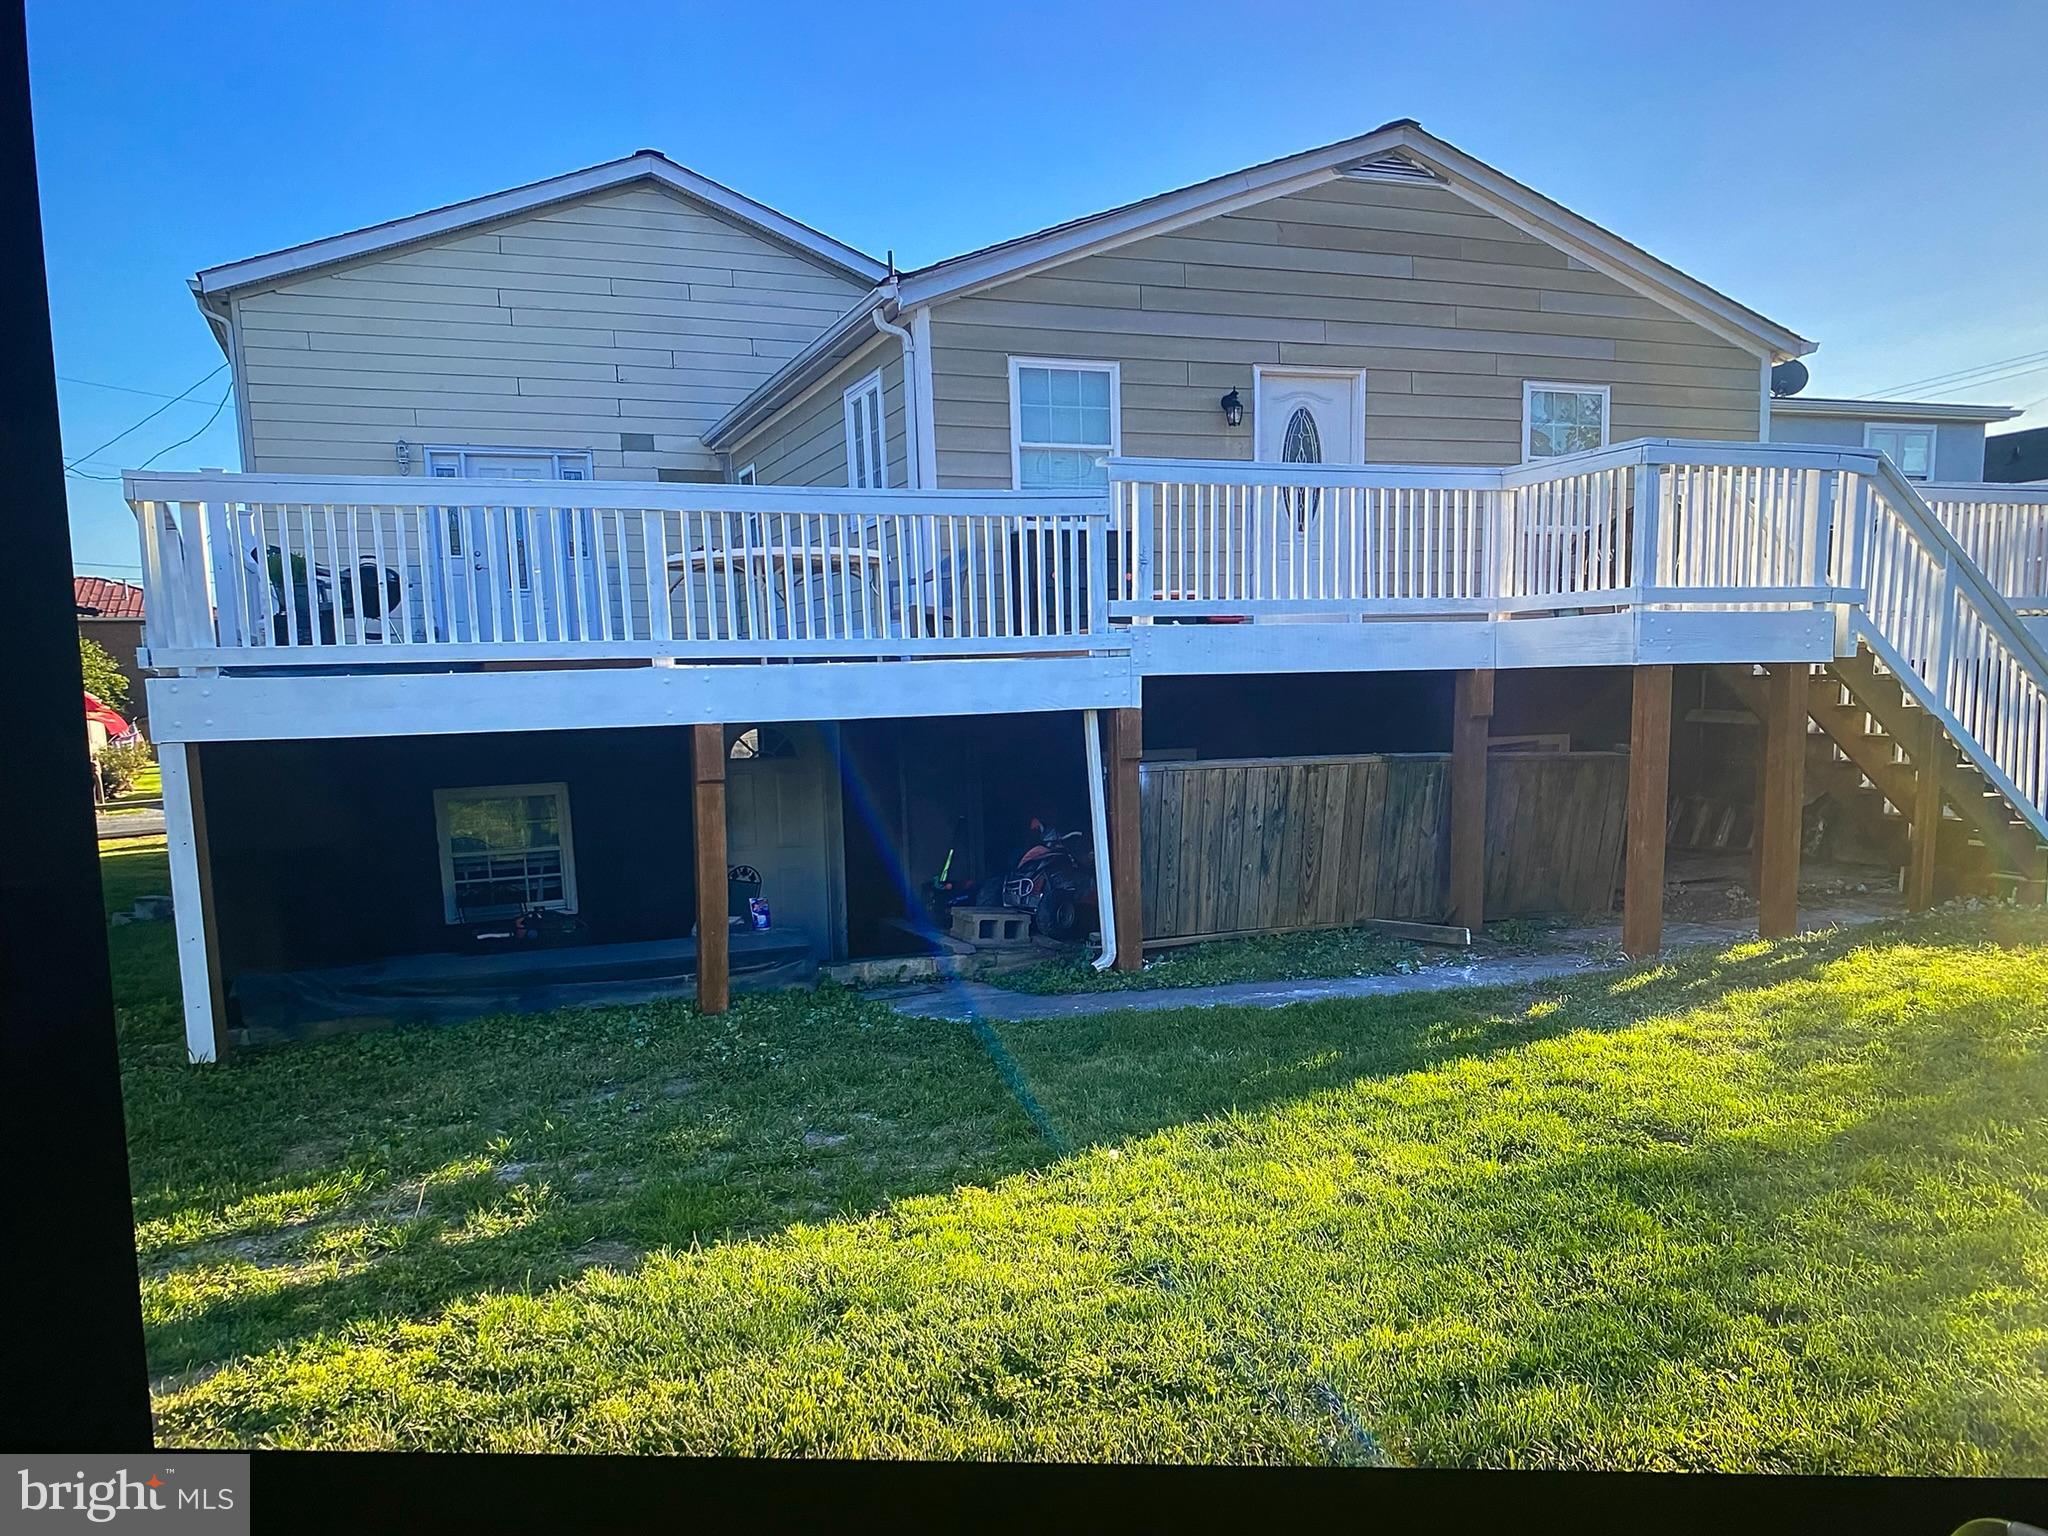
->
[1255,371,1363,598]
[1255,371,1362,466]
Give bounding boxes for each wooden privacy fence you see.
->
[1138,751,1628,940]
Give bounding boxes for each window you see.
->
[843,372,886,489]
[1010,358,1120,490]
[434,783,577,923]
[734,463,758,486]
[1522,383,1611,460]
[728,726,796,761]
[1866,425,1935,481]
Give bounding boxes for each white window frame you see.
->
[1521,381,1612,462]
[1864,423,1937,482]
[734,462,758,486]
[1008,356,1122,491]
[433,781,578,924]
[842,371,887,490]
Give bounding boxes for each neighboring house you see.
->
[124,119,2048,1063]
[1984,425,2048,485]
[1767,396,2021,482]
[74,576,147,732]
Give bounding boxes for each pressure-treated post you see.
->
[692,723,729,1015]
[1906,711,1943,913]
[1108,707,1144,971]
[1757,664,1808,939]
[1449,669,1494,931]
[1622,664,1673,959]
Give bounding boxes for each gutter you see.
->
[870,307,923,488]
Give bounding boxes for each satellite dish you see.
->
[1770,359,1810,398]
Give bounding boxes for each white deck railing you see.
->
[125,474,1109,667]
[1923,483,2048,616]
[1110,439,1851,618]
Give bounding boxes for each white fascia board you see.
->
[1769,396,2024,424]
[892,125,1415,310]
[702,288,892,449]
[1387,127,1816,362]
[192,152,886,299]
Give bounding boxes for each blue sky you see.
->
[32,0,2048,579]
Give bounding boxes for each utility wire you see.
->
[130,382,233,471]
[62,362,226,472]
[59,374,199,402]
[1872,349,2048,400]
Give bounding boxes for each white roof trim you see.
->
[192,151,887,297]
[891,121,1813,363]
[1769,396,2022,424]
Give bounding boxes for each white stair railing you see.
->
[1847,456,2048,840]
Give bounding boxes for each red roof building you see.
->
[74,576,147,619]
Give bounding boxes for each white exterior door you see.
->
[1255,371,1363,599]
[425,448,593,642]
[724,723,840,963]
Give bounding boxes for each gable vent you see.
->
[1339,153,1441,185]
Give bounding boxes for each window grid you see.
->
[1522,383,1611,460]
[1010,358,1120,490]
[435,783,577,923]
[1866,425,1935,481]
[843,373,887,489]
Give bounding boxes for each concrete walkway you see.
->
[99,810,166,840]
[880,904,1896,1023]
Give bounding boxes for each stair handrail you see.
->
[1850,450,2048,840]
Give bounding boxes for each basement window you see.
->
[434,783,577,923]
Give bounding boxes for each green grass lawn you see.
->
[101,761,162,815]
[107,837,2048,1467]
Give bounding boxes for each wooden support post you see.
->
[1622,664,1673,960]
[159,740,228,1063]
[692,723,729,1015]
[1906,711,1943,913]
[1449,669,1495,931]
[1757,664,1808,939]
[1108,707,1144,971]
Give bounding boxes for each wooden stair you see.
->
[1717,649,2048,902]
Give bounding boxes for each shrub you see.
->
[97,737,156,797]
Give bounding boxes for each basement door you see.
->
[1254,370,1364,601]
[724,722,844,964]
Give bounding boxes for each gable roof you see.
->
[894,120,1812,360]
[190,151,888,308]
[709,120,1815,452]
[74,576,145,619]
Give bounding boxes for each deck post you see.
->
[1108,706,1144,971]
[1906,711,1943,913]
[1449,669,1494,931]
[692,723,729,1015]
[1622,664,1673,959]
[159,740,228,1063]
[1757,664,1808,939]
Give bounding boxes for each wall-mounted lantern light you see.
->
[1220,388,1244,429]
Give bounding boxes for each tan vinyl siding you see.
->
[730,334,908,487]
[233,184,867,478]
[925,177,1763,486]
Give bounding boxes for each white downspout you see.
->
[1083,709,1118,970]
[872,306,922,488]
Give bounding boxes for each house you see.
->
[1767,395,2021,483]
[1984,425,2048,485]
[74,576,148,731]
[125,120,2048,1063]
